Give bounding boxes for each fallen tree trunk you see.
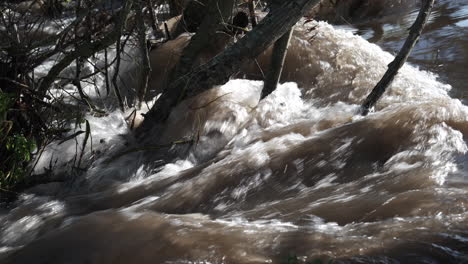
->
[166,0,234,93]
[359,0,434,116]
[138,0,322,136]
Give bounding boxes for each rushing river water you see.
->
[2,1,468,263]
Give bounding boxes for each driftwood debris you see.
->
[360,0,435,116]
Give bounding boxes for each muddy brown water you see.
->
[2,1,468,264]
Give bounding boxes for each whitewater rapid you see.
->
[1,21,468,263]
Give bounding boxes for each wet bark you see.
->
[360,0,435,116]
[164,0,234,92]
[138,0,322,136]
[261,28,293,99]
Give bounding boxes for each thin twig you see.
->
[77,119,91,168]
[135,1,151,107]
[248,0,257,27]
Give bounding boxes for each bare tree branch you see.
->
[261,27,293,99]
[37,0,135,97]
[359,0,435,116]
[136,0,152,107]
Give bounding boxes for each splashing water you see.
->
[2,10,468,264]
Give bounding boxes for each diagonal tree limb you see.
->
[261,27,293,99]
[359,0,435,116]
[138,0,322,136]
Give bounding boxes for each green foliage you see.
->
[5,134,35,162]
[0,92,13,123]
[0,92,36,191]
